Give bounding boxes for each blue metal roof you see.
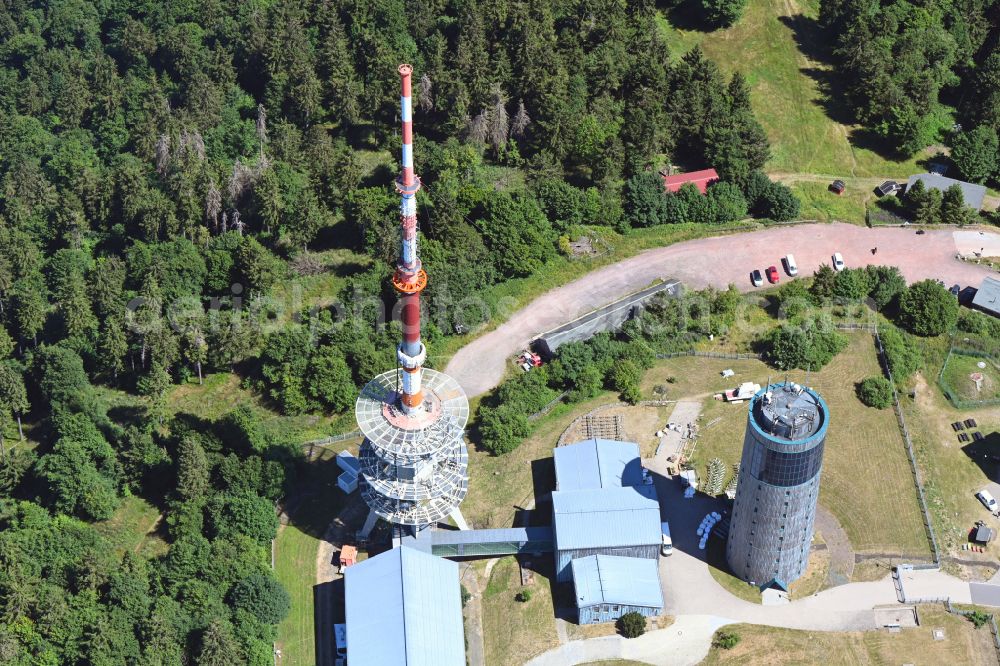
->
[906,173,987,210]
[554,439,644,490]
[571,555,664,609]
[345,546,465,666]
[972,276,1000,316]
[552,485,661,551]
[430,526,553,545]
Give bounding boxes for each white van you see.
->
[661,521,673,556]
[977,490,997,512]
[783,254,798,276]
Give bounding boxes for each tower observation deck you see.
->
[355,65,470,535]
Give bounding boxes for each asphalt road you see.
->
[445,223,1000,398]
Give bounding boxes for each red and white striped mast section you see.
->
[354,64,470,537]
[393,63,428,414]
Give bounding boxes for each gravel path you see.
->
[814,505,855,586]
[445,223,999,398]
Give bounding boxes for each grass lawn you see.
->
[808,333,930,557]
[640,334,932,559]
[273,523,321,666]
[274,447,349,666]
[701,605,994,665]
[940,352,1000,403]
[657,0,928,180]
[900,372,1000,563]
[93,495,167,559]
[790,180,870,224]
[481,557,559,666]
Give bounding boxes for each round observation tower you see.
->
[355,65,470,535]
[725,381,829,589]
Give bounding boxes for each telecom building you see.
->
[355,64,470,536]
[571,554,664,624]
[345,545,465,666]
[725,382,829,590]
[551,439,662,582]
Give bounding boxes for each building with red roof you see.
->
[662,168,719,195]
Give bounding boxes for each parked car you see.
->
[782,254,798,276]
[766,265,780,284]
[750,269,763,287]
[977,490,998,512]
[661,521,673,556]
[829,179,846,195]
[949,284,961,297]
[832,252,845,271]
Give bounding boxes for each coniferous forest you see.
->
[0,0,995,663]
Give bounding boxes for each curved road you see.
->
[446,223,1000,397]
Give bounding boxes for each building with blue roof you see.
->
[551,439,662,582]
[345,545,465,666]
[554,438,644,490]
[571,554,664,624]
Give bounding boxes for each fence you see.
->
[528,391,569,422]
[655,350,763,361]
[301,430,363,459]
[897,595,1000,665]
[937,342,1000,409]
[872,328,941,566]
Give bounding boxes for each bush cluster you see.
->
[857,376,894,409]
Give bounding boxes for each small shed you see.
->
[875,180,899,197]
[339,545,358,571]
[973,525,995,544]
[571,554,664,624]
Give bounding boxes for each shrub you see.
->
[461,584,471,608]
[228,573,291,625]
[515,589,532,603]
[966,610,991,628]
[617,611,646,638]
[898,279,958,336]
[612,360,643,404]
[713,630,741,649]
[766,318,848,371]
[478,404,532,455]
[878,325,922,381]
[857,376,894,409]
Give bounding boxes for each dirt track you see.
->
[445,223,999,398]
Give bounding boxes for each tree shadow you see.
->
[961,431,1000,483]
[663,0,718,33]
[778,14,915,163]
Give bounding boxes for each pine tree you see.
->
[176,436,210,503]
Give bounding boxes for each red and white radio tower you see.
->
[355,65,470,537]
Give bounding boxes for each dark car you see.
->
[829,179,846,195]
[916,229,926,235]
[766,266,780,284]
[750,269,763,287]
[950,284,961,296]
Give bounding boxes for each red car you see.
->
[766,266,780,284]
